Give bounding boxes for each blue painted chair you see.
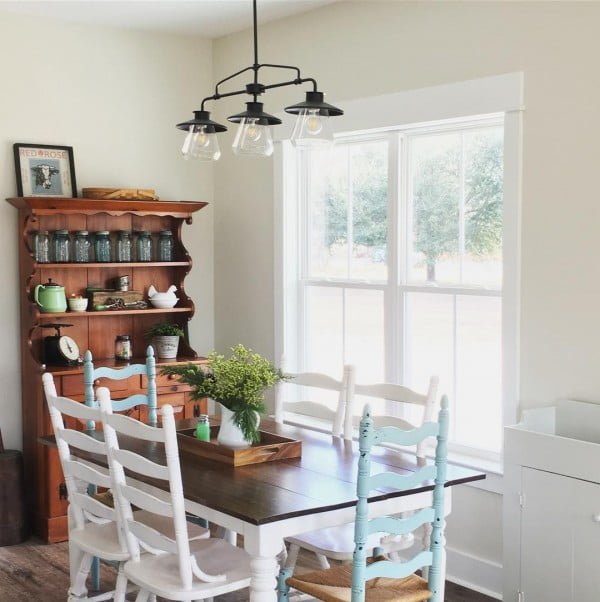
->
[83,345,158,591]
[277,396,450,602]
[83,346,158,428]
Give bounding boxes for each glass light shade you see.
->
[232,118,274,157]
[290,109,334,147]
[181,125,221,161]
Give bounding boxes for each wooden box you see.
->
[88,289,144,308]
[177,426,302,467]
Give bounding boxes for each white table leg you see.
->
[244,526,284,602]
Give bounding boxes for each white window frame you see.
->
[274,73,523,481]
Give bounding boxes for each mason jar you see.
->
[73,230,91,263]
[158,230,174,262]
[53,230,71,263]
[94,231,112,262]
[136,231,152,262]
[116,231,132,262]
[114,335,132,361]
[33,230,50,263]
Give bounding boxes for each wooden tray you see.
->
[177,426,302,467]
[82,187,158,200]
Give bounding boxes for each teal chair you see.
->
[277,396,450,602]
[83,346,158,428]
[83,345,157,591]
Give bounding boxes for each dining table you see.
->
[42,416,485,602]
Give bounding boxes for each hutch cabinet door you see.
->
[520,467,600,601]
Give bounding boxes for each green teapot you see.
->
[34,278,67,313]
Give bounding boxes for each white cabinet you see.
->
[504,400,600,602]
[519,468,600,601]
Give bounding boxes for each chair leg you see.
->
[284,543,300,570]
[277,567,293,602]
[114,564,128,602]
[422,523,432,581]
[315,553,330,570]
[134,590,151,602]
[90,556,101,591]
[68,549,93,601]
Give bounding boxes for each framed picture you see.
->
[13,143,77,198]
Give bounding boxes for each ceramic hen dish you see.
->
[147,284,178,308]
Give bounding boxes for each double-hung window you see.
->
[281,114,510,458]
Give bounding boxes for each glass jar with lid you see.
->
[116,231,132,262]
[53,230,71,263]
[158,230,174,262]
[136,231,152,262]
[114,335,132,361]
[73,230,91,263]
[33,231,50,263]
[94,231,112,263]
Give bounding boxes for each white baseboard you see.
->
[446,547,503,600]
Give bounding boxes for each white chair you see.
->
[284,375,439,571]
[98,387,252,602]
[42,373,210,602]
[274,361,355,440]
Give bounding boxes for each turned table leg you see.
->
[245,526,283,602]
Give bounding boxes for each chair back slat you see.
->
[112,448,169,481]
[105,412,166,442]
[368,465,437,495]
[374,422,439,447]
[128,519,178,554]
[69,491,116,522]
[275,360,355,440]
[60,428,107,456]
[120,484,173,517]
[367,508,435,537]
[354,383,427,405]
[52,395,101,423]
[111,394,151,412]
[364,551,433,581]
[84,346,158,429]
[65,457,112,489]
[350,396,450,602]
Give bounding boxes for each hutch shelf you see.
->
[8,196,208,542]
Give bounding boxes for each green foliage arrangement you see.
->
[146,322,185,339]
[162,344,284,443]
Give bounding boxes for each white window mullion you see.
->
[459,132,466,283]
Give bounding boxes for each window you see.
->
[282,116,509,457]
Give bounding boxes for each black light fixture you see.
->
[177,0,343,160]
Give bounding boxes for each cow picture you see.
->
[14,144,76,197]
[32,163,60,191]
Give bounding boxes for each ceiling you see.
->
[0,0,338,37]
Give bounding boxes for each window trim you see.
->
[274,74,523,469]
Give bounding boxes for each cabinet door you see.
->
[521,467,600,601]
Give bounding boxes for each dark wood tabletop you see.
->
[40,418,485,526]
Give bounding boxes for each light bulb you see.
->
[232,118,274,157]
[182,125,221,161]
[305,110,323,134]
[291,108,333,147]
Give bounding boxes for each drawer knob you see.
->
[592,514,600,523]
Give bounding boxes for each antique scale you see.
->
[41,323,82,366]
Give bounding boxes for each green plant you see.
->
[146,322,185,339]
[162,344,284,443]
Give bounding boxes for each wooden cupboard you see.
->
[7,196,208,542]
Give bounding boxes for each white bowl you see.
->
[68,297,88,312]
[149,297,178,309]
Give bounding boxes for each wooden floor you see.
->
[0,538,496,601]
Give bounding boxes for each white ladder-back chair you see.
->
[98,387,252,602]
[42,372,130,602]
[284,375,439,572]
[274,359,355,440]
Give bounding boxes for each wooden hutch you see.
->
[8,196,208,542]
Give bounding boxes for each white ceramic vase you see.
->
[217,404,260,449]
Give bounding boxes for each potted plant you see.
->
[146,322,185,359]
[162,344,284,448]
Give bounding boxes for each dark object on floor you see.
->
[0,434,29,546]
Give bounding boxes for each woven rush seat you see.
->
[286,559,432,602]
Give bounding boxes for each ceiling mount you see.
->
[177,0,343,160]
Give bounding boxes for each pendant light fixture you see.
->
[177,0,343,160]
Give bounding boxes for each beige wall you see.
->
[0,12,214,450]
[212,1,600,585]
